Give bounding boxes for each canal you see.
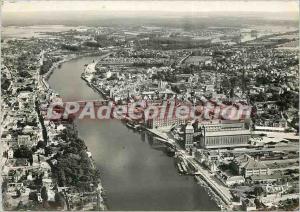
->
[48,56,219,211]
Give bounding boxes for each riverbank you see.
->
[40,52,108,210]
[80,52,112,99]
[145,127,230,209]
[81,75,108,100]
[194,175,228,210]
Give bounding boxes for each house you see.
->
[42,178,54,189]
[17,91,33,109]
[202,150,220,162]
[7,169,23,182]
[47,189,56,202]
[27,174,33,181]
[7,148,14,159]
[250,172,283,184]
[37,193,43,202]
[40,161,51,172]
[17,135,32,147]
[217,170,245,186]
[56,124,66,132]
[7,182,24,193]
[22,125,35,134]
[50,159,58,165]
[2,134,14,147]
[225,175,245,186]
[206,161,218,173]
[233,154,269,177]
[6,158,29,169]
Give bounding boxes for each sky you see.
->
[2,0,299,13]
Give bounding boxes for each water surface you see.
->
[48,56,219,211]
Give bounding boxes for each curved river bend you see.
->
[48,56,219,211]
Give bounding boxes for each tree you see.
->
[57,169,66,186]
[254,186,264,196]
[19,71,30,78]
[254,198,263,208]
[2,180,8,193]
[29,192,38,202]
[14,146,33,165]
[16,201,24,210]
[189,148,193,156]
[37,140,46,149]
[277,91,299,111]
[171,85,180,94]
[54,192,65,208]
[14,145,33,159]
[41,186,48,202]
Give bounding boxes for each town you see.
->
[1,17,299,211]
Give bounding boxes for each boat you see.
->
[181,162,188,174]
[177,163,184,173]
[126,122,141,130]
[165,146,175,157]
[81,73,87,80]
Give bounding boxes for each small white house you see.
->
[225,175,245,186]
[7,148,14,159]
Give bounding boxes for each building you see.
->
[158,80,168,91]
[42,178,54,189]
[194,150,220,172]
[17,135,32,147]
[254,126,286,132]
[7,148,14,159]
[195,149,220,163]
[224,175,245,186]
[217,171,245,186]
[141,90,176,100]
[233,154,269,178]
[250,173,283,183]
[198,121,251,149]
[200,130,251,149]
[184,123,194,149]
[146,116,185,129]
[145,103,186,129]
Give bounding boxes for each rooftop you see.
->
[250,172,283,181]
[205,130,251,137]
[243,158,267,170]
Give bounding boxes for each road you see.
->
[180,153,233,206]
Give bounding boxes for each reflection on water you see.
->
[48,56,219,211]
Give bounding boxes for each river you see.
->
[47,56,219,211]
